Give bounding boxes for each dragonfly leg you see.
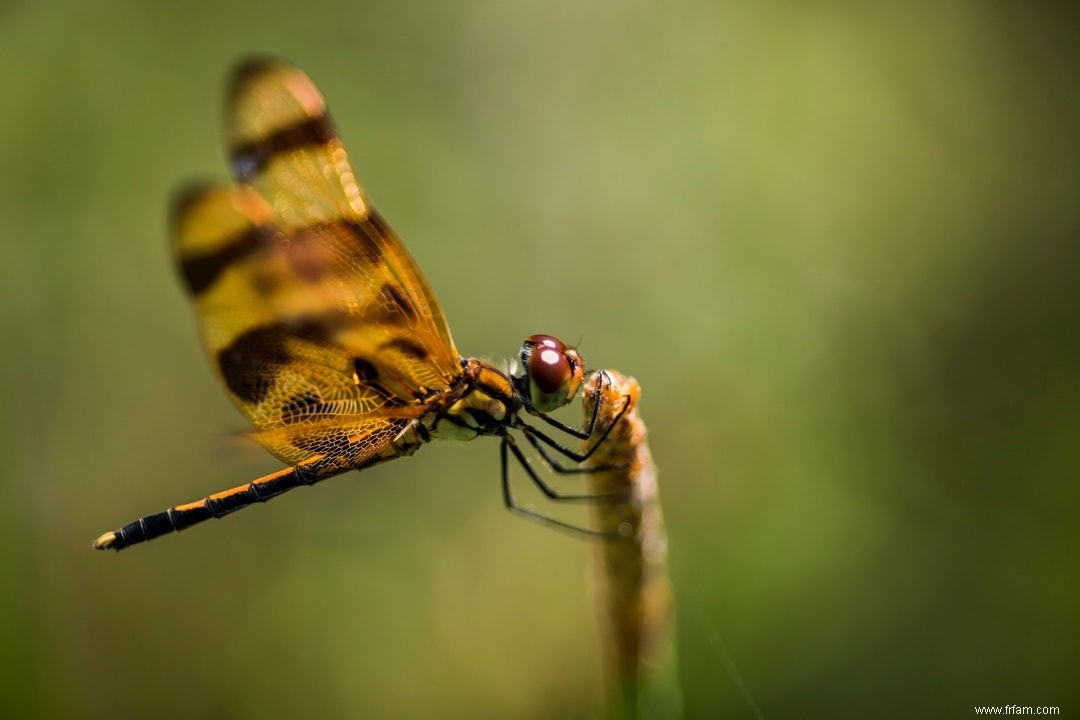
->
[524,389,632,464]
[530,369,612,439]
[508,433,625,501]
[499,436,620,538]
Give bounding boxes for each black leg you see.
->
[520,425,630,486]
[499,436,621,539]
[524,392,631,464]
[530,370,613,440]
[505,434,619,502]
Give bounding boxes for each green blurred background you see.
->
[2,1,1077,717]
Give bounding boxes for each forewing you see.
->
[223,58,459,376]
[171,59,464,465]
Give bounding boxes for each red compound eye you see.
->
[526,334,571,395]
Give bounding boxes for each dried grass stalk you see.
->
[583,370,681,719]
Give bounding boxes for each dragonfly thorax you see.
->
[430,359,520,441]
[430,334,585,442]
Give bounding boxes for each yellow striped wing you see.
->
[172,59,460,468]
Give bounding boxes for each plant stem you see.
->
[583,371,681,719]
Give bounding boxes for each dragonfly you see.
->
[93,58,629,551]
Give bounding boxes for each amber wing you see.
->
[172,58,461,471]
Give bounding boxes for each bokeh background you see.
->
[2,1,1077,717]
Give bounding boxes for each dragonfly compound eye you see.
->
[524,334,584,413]
[530,338,570,394]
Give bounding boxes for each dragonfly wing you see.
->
[224,58,460,378]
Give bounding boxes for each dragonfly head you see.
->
[516,334,585,413]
